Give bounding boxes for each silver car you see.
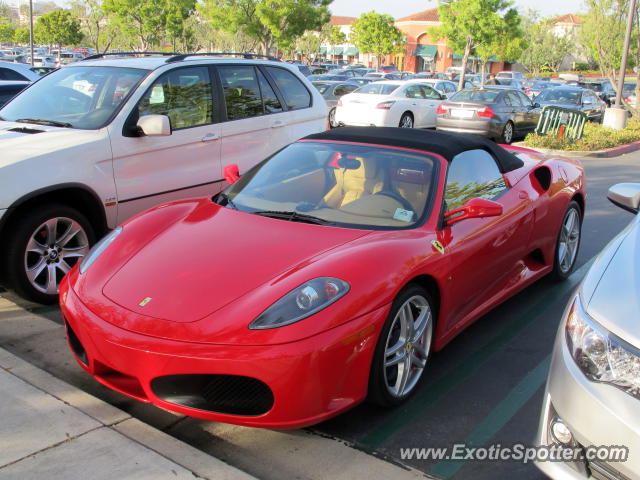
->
[312,80,359,128]
[535,183,640,479]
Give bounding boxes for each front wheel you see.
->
[368,284,434,407]
[399,113,414,128]
[550,201,582,281]
[3,204,95,304]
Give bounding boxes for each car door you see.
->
[439,149,533,328]
[216,65,289,176]
[581,91,602,121]
[419,84,443,127]
[403,84,428,126]
[505,91,527,134]
[110,65,222,223]
[516,90,538,132]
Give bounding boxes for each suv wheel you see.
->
[4,204,94,304]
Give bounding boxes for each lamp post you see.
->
[29,0,34,66]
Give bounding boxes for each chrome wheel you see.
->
[502,122,513,143]
[329,108,337,128]
[383,295,432,398]
[399,114,414,128]
[24,217,90,294]
[558,208,580,274]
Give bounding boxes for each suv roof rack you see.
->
[83,51,178,61]
[165,52,280,63]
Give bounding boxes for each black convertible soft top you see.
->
[303,127,524,173]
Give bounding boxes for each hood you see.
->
[586,213,640,347]
[102,202,370,324]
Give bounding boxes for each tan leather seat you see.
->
[323,157,385,208]
[390,166,432,216]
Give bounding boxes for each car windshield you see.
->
[312,82,330,94]
[356,83,400,95]
[623,83,635,92]
[218,141,437,230]
[536,89,581,104]
[449,90,500,103]
[0,66,148,129]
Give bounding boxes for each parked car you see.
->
[334,80,444,128]
[408,78,458,98]
[578,80,615,106]
[0,61,41,81]
[342,67,372,77]
[58,52,85,66]
[399,71,415,80]
[310,67,328,75]
[535,86,606,122]
[308,74,354,82]
[379,65,398,72]
[407,72,435,80]
[0,53,326,303]
[60,127,584,429]
[0,80,29,108]
[312,80,359,127]
[349,76,375,87]
[329,68,358,78]
[436,88,540,144]
[535,183,640,480]
[364,72,402,81]
[496,71,526,81]
[525,81,563,99]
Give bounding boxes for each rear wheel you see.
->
[500,121,514,144]
[3,204,94,304]
[368,284,434,407]
[550,201,582,281]
[399,113,414,128]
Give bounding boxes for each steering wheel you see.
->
[374,190,415,212]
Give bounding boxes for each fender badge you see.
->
[138,297,152,307]
[431,240,445,255]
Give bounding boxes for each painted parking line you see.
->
[429,355,551,478]
[359,260,592,449]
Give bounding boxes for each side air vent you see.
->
[532,166,551,192]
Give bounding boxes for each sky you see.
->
[329,0,585,18]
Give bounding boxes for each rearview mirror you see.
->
[224,164,240,184]
[607,183,640,214]
[444,198,503,226]
[137,114,171,136]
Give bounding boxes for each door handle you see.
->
[271,121,287,128]
[201,133,220,142]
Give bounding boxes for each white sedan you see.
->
[334,80,445,129]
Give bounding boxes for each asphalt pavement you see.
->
[1,150,638,480]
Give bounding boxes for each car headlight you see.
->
[249,277,350,329]
[566,295,640,400]
[79,227,122,274]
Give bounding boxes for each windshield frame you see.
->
[217,139,442,232]
[0,65,151,130]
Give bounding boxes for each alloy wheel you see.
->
[400,115,414,128]
[558,208,580,274]
[503,122,513,143]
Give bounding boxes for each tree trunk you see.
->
[480,61,487,87]
[458,36,472,91]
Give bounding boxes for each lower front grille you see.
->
[151,374,274,416]
[65,321,88,366]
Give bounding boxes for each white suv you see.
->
[0,53,327,303]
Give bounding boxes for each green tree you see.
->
[198,0,331,55]
[320,23,345,61]
[35,10,83,54]
[519,12,572,75]
[14,27,29,44]
[430,0,524,90]
[350,12,405,69]
[70,0,118,53]
[0,21,14,43]
[297,32,321,61]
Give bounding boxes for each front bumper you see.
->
[535,321,639,479]
[60,276,388,429]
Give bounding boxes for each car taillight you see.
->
[376,101,395,110]
[477,107,495,118]
[436,104,448,114]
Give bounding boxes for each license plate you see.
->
[450,109,474,118]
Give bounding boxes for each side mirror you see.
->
[137,114,171,136]
[607,183,640,214]
[533,102,540,108]
[444,198,503,226]
[224,163,240,184]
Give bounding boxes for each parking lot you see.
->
[0,151,637,480]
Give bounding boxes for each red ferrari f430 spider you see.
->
[60,127,585,429]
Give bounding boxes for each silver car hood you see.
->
[584,213,640,346]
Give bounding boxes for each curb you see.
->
[0,346,257,480]
[512,139,640,158]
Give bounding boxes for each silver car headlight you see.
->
[249,277,349,329]
[79,227,122,274]
[566,295,640,400]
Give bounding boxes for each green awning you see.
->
[415,44,437,61]
[319,46,327,54]
[344,47,359,56]
[331,47,344,55]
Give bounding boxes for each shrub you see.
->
[524,119,640,151]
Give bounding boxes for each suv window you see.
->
[218,65,265,120]
[0,68,28,81]
[257,69,283,114]
[265,67,312,110]
[445,150,507,210]
[138,66,213,130]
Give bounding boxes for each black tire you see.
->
[3,204,95,304]
[550,201,582,281]
[399,113,414,128]
[328,107,338,129]
[368,284,434,407]
[500,121,514,144]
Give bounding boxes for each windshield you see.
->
[536,89,580,104]
[449,89,500,103]
[312,82,330,94]
[356,83,400,95]
[218,141,437,230]
[0,66,148,129]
